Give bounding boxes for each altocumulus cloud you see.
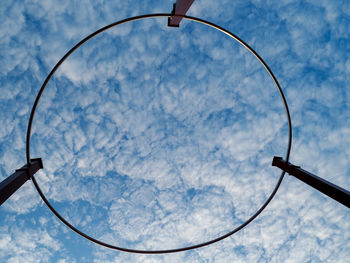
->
[0,0,349,262]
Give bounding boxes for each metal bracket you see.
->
[0,158,43,206]
[168,0,195,27]
[272,156,350,208]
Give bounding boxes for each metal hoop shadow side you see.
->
[26,13,292,254]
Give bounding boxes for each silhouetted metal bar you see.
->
[0,158,43,206]
[168,0,195,27]
[272,156,350,208]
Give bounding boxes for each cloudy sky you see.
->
[1,0,349,262]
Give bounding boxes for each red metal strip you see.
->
[168,0,195,27]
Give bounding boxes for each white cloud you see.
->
[0,0,349,262]
[0,224,62,263]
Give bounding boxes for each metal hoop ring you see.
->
[26,13,292,254]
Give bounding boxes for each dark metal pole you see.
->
[0,158,43,206]
[168,0,195,27]
[272,156,350,208]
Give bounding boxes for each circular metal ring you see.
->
[26,13,292,254]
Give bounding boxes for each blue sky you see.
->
[0,0,349,262]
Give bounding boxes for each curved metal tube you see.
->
[26,13,292,254]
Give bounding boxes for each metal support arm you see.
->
[272,156,350,208]
[0,158,43,206]
[168,0,195,27]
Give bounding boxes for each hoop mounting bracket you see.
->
[272,156,350,208]
[168,0,195,27]
[0,158,43,206]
